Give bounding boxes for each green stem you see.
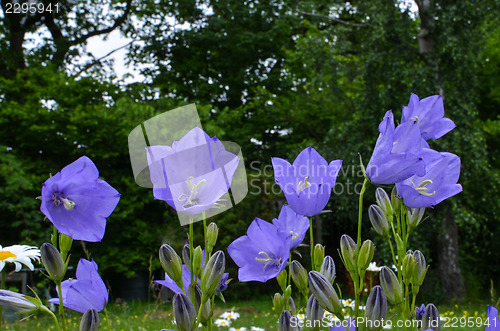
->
[309,217,314,270]
[41,306,61,331]
[196,294,207,330]
[57,282,67,331]
[354,177,369,330]
[411,285,419,319]
[104,307,112,329]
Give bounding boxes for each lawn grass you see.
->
[1,297,491,330]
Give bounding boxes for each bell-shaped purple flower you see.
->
[49,259,108,313]
[272,204,309,250]
[366,111,426,184]
[40,156,120,242]
[155,265,195,294]
[396,149,462,208]
[402,93,456,141]
[146,127,239,215]
[486,305,499,331]
[227,218,291,282]
[272,147,342,217]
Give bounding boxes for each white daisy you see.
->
[215,319,232,327]
[0,245,40,272]
[366,262,382,272]
[229,327,247,331]
[220,311,240,320]
[250,327,265,331]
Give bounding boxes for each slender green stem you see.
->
[189,221,195,304]
[57,282,67,331]
[104,307,112,329]
[42,307,61,331]
[411,285,419,319]
[309,217,314,270]
[196,294,207,330]
[0,268,5,330]
[354,177,369,329]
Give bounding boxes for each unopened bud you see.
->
[314,244,325,271]
[340,235,357,274]
[308,271,342,316]
[194,285,212,324]
[192,246,204,279]
[80,308,99,331]
[0,289,39,313]
[375,188,392,215]
[58,233,73,260]
[412,250,427,287]
[422,303,441,331]
[408,207,425,229]
[368,205,389,237]
[159,244,183,284]
[172,293,196,331]
[41,243,65,283]
[273,293,284,314]
[320,256,336,284]
[277,269,288,292]
[402,252,416,285]
[278,310,299,331]
[207,222,219,251]
[358,240,375,271]
[182,244,191,268]
[201,251,225,297]
[306,295,324,331]
[291,260,308,292]
[364,285,387,331]
[288,296,296,315]
[391,186,401,217]
[380,266,403,304]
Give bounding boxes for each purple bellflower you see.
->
[40,156,120,242]
[227,218,291,282]
[396,149,462,208]
[366,111,426,184]
[330,318,355,331]
[402,93,456,141]
[155,264,229,295]
[146,127,239,215]
[486,305,500,331]
[272,204,309,250]
[49,259,108,313]
[272,147,342,217]
[415,303,426,320]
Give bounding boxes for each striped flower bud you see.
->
[391,186,401,217]
[380,266,403,304]
[364,285,387,331]
[278,310,299,331]
[408,207,425,229]
[41,243,65,283]
[192,246,204,279]
[308,271,342,315]
[358,240,375,271]
[206,222,219,252]
[159,244,183,285]
[273,293,284,314]
[314,244,325,271]
[320,255,336,284]
[375,188,392,214]
[422,303,441,331]
[368,205,389,237]
[402,252,416,285]
[182,244,191,269]
[80,308,99,331]
[412,250,428,287]
[173,293,196,331]
[340,235,357,274]
[194,285,212,324]
[291,260,308,292]
[201,250,225,297]
[288,296,296,316]
[306,295,324,331]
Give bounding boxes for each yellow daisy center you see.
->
[0,250,16,261]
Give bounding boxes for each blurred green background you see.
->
[1,0,499,305]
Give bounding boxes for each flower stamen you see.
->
[52,193,75,210]
[178,176,207,208]
[410,179,436,197]
[255,251,281,272]
[298,176,312,192]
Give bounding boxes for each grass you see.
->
[1,297,492,331]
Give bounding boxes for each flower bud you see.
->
[182,244,191,268]
[408,207,425,229]
[412,250,427,287]
[291,260,308,292]
[320,256,336,284]
[58,233,73,259]
[278,310,299,331]
[194,285,212,324]
[41,243,65,283]
[192,246,204,279]
[80,308,99,331]
[172,293,196,331]
[340,235,357,274]
[308,271,342,316]
[422,303,441,331]
[358,240,375,271]
[201,250,225,297]
[364,285,387,331]
[273,293,284,314]
[379,266,403,304]
[0,290,39,313]
[206,222,219,251]
[391,186,401,216]
[415,304,425,320]
[277,269,288,292]
[306,295,324,331]
[314,244,325,271]
[288,296,296,315]
[394,234,405,265]
[215,273,230,295]
[159,244,183,284]
[368,205,389,237]
[402,253,416,285]
[375,188,392,215]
